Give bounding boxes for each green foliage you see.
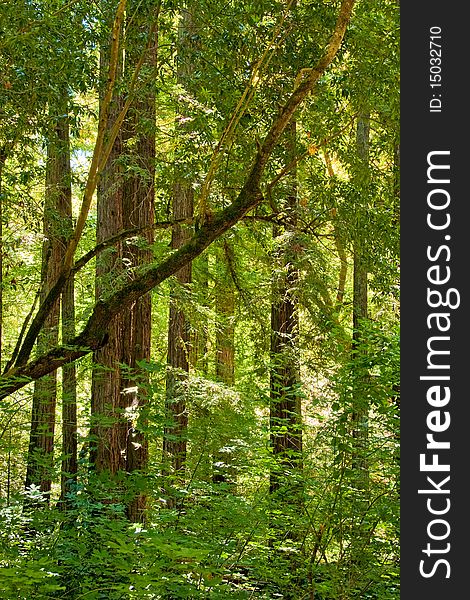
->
[0,1,399,598]
[1,321,399,598]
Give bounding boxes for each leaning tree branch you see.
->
[0,0,356,399]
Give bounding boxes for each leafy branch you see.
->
[0,0,356,399]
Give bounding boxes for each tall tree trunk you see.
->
[90,32,126,474]
[212,242,236,484]
[56,110,76,510]
[351,111,370,483]
[269,119,302,496]
[60,276,77,507]
[25,106,71,501]
[347,111,371,573]
[121,6,156,521]
[163,6,195,489]
[90,6,156,521]
[59,157,77,508]
[163,183,193,478]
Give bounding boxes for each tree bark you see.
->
[59,123,77,507]
[90,6,157,523]
[25,106,71,501]
[163,182,193,479]
[60,275,77,507]
[89,36,126,475]
[121,5,156,521]
[213,242,236,484]
[269,115,303,497]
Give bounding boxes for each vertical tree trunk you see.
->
[90,6,156,521]
[212,242,236,484]
[269,119,302,496]
[25,106,71,501]
[351,111,370,483]
[347,111,371,573]
[163,183,193,477]
[58,102,77,507]
[163,6,194,487]
[121,8,156,521]
[56,109,77,510]
[215,244,235,387]
[60,275,77,507]
[90,32,126,474]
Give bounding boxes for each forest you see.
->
[0,0,399,598]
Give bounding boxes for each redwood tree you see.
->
[120,3,157,521]
[269,120,303,496]
[90,4,157,523]
[24,105,72,501]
